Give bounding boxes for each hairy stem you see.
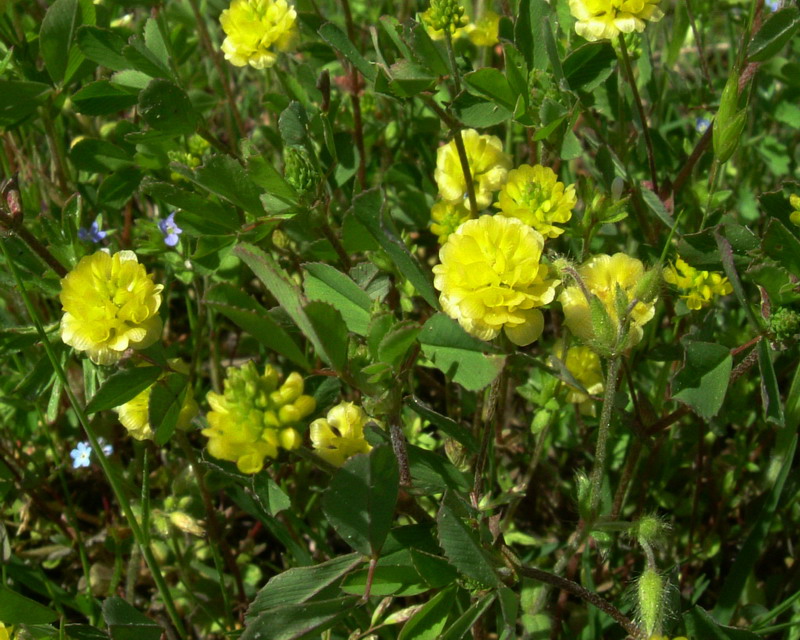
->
[589,355,622,519]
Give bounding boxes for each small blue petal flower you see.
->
[98,437,114,456]
[70,441,93,469]
[766,0,780,11]
[158,212,183,247]
[695,117,711,134]
[78,220,107,244]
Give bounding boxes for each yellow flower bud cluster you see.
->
[430,200,473,244]
[422,0,468,34]
[115,360,199,441]
[663,257,733,311]
[495,164,577,238]
[59,250,163,365]
[422,7,500,46]
[568,0,664,42]
[559,253,658,351]
[790,194,800,226]
[220,0,297,70]
[433,215,560,346]
[201,362,315,474]
[310,402,373,467]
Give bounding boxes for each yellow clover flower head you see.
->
[495,164,577,238]
[789,194,800,226]
[569,0,664,42]
[466,10,501,47]
[115,360,199,441]
[435,129,512,210]
[663,257,732,311]
[559,253,657,350]
[60,250,163,366]
[432,215,560,346]
[430,199,474,244]
[220,0,298,69]
[310,401,373,467]
[555,341,604,413]
[201,362,315,474]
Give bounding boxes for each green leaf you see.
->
[387,60,436,97]
[303,301,349,373]
[341,564,429,597]
[97,167,142,208]
[206,284,310,370]
[40,0,94,85]
[672,341,732,420]
[139,179,240,235]
[322,445,399,556]
[85,366,162,413]
[452,93,512,128]
[246,553,363,619]
[122,35,172,79]
[436,492,501,587]
[252,474,292,517]
[138,78,197,134]
[563,41,617,91]
[687,606,761,639]
[0,81,51,126]
[0,587,59,624]
[192,155,266,217]
[69,138,133,173]
[149,372,188,446]
[72,80,139,115]
[352,189,439,309]
[102,597,163,640]
[762,217,800,278]
[417,313,505,392]
[715,230,761,330]
[405,395,478,453]
[234,243,345,371]
[242,597,359,640]
[247,154,298,204]
[640,186,673,229]
[76,25,129,71]
[748,6,800,62]
[440,591,496,640]
[377,321,420,368]
[279,101,310,147]
[463,68,517,111]
[397,587,456,640]
[406,20,449,76]
[515,0,548,70]
[318,22,377,83]
[756,338,785,426]
[303,263,372,336]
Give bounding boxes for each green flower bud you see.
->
[637,568,665,637]
[576,471,592,521]
[636,514,667,548]
[284,146,318,194]
[632,266,662,305]
[427,0,467,32]
[169,511,205,536]
[768,306,800,345]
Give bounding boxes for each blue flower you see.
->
[695,117,711,134]
[78,221,107,244]
[158,212,183,247]
[98,437,113,456]
[70,441,92,468]
[766,0,780,11]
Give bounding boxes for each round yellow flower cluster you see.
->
[663,257,733,310]
[559,253,658,350]
[555,342,605,413]
[496,164,577,238]
[434,129,512,210]
[220,0,297,69]
[433,215,560,346]
[568,0,664,42]
[59,250,163,365]
[310,402,373,467]
[789,194,800,226]
[115,360,199,441]
[201,362,315,474]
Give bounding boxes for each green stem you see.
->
[2,241,188,640]
[589,355,622,520]
[443,29,461,95]
[618,35,658,193]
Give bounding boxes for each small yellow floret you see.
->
[201,362,315,474]
[559,253,657,349]
[433,215,560,346]
[663,257,732,310]
[59,250,163,365]
[220,0,297,69]
[430,199,474,244]
[310,402,373,467]
[495,164,576,238]
[466,10,501,46]
[115,360,199,441]
[569,0,664,41]
[435,129,512,210]
[555,341,604,413]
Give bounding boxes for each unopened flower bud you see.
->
[637,568,665,637]
[169,511,205,536]
[279,427,301,450]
